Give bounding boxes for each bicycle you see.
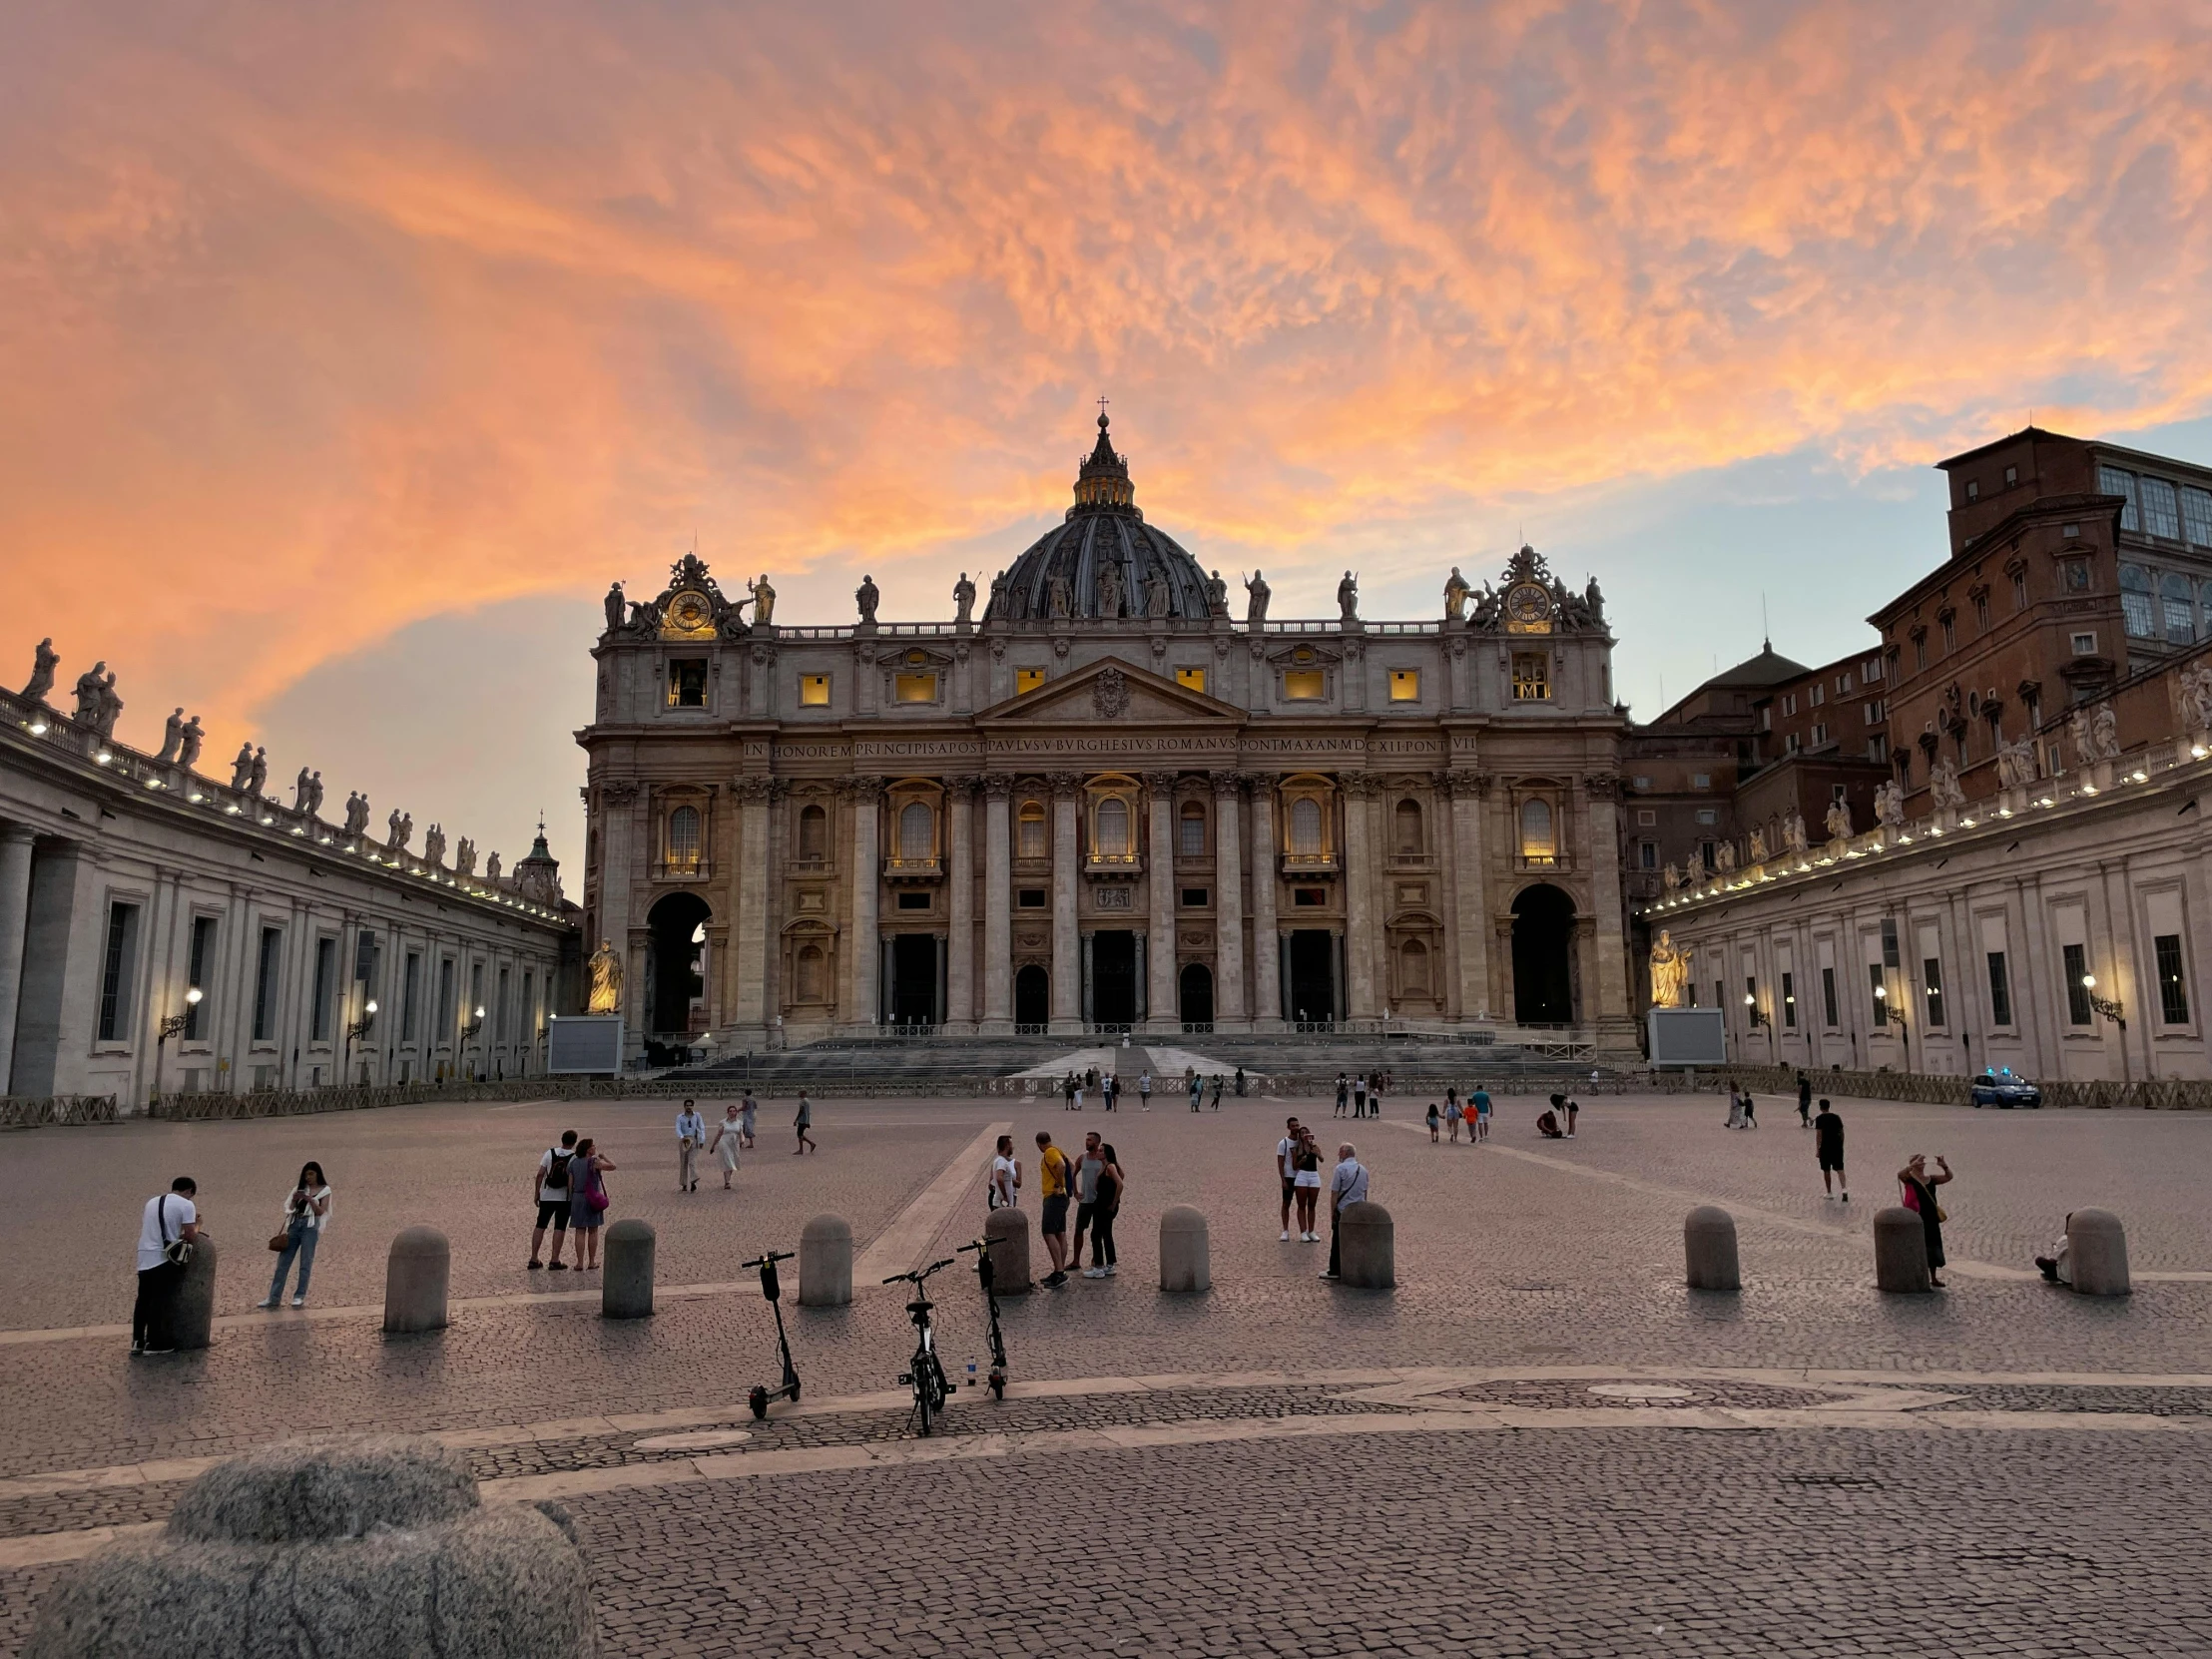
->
[957,1236,1008,1400]
[883,1257,958,1434]
[740,1247,802,1419]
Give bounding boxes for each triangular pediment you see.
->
[976,655,1245,727]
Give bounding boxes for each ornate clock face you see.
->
[1504,582,1552,633]
[664,591,715,637]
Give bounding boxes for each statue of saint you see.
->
[1584,576,1606,622]
[21,638,57,704]
[423,824,447,866]
[1661,861,1682,894]
[485,850,502,881]
[587,940,625,1014]
[1713,839,1737,873]
[95,673,121,737]
[1146,570,1172,617]
[1206,569,1229,616]
[306,772,323,816]
[952,572,976,625]
[2091,701,2121,760]
[455,836,475,875]
[854,573,880,624]
[1648,929,1692,1009]
[1747,827,1770,864]
[157,709,184,764]
[1097,559,1123,618]
[1048,572,1072,618]
[247,746,268,796]
[72,664,105,726]
[1825,797,1855,840]
[178,716,204,771]
[1443,568,1471,621]
[231,742,255,791]
[602,582,625,634]
[1338,570,1360,623]
[386,809,411,855]
[749,573,777,626]
[1244,569,1272,625]
[1875,780,1905,829]
[2069,705,2096,768]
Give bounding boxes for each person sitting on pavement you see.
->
[2036,1214,2075,1285]
[1536,1107,1564,1139]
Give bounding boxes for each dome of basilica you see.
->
[984,412,1223,623]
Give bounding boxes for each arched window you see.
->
[1399,938,1430,996]
[1519,799,1555,862]
[666,805,702,872]
[2161,571,2197,644]
[1096,798,1131,857]
[1017,801,1046,859]
[1179,801,1206,856]
[2120,564,2155,637]
[798,803,827,860]
[898,801,933,861]
[796,943,825,1002]
[1393,798,1423,854]
[1289,797,1324,855]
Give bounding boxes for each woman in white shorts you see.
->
[1292,1130,1325,1241]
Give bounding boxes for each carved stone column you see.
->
[1583,773,1631,1037]
[0,825,36,1093]
[1248,776,1282,1029]
[846,778,881,1032]
[1049,774,1082,1035]
[734,779,773,1039]
[1144,773,1178,1034]
[1342,775,1379,1019]
[945,776,976,1032]
[981,778,1013,1033]
[1212,773,1246,1030]
[1444,769,1492,1022]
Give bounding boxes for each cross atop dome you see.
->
[1074,403,1134,509]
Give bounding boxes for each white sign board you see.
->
[548,1014,624,1075]
[1648,1006,1726,1067]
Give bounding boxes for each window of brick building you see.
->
[2099,465,2140,531]
[2182,485,2212,548]
[2120,565,2156,637]
[2142,476,2181,540]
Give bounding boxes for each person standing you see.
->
[1084,1142,1123,1278]
[1797,1072,1814,1128]
[1426,1101,1441,1143]
[1353,1074,1369,1119]
[1322,1143,1369,1280]
[675,1099,707,1192]
[1899,1153,1953,1288]
[1724,1088,1745,1130]
[989,1134,1021,1210]
[1036,1131,1073,1287]
[1138,1070,1152,1111]
[259,1162,330,1309]
[794,1091,817,1154]
[1368,1074,1383,1119]
[1473,1083,1491,1141]
[1276,1116,1303,1240]
[569,1137,615,1270]
[1188,1070,1202,1112]
[1814,1100,1847,1202]
[1069,1132,1104,1272]
[1741,1090,1758,1129]
[739,1089,758,1149]
[711,1103,745,1188]
[133,1177,199,1355]
[1564,1095,1579,1139]
[528,1130,578,1270]
[1335,1073,1349,1119]
[1292,1130,1324,1241]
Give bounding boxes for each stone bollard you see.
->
[24,1435,596,1658]
[798,1214,852,1307]
[2067,1209,2131,1297]
[1159,1205,1211,1293]
[382,1227,450,1334]
[984,1206,1033,1295]
[602,1218,656,1319]
[172,1236,220,1351]
[1337,1200,1395,1289]
[1684,1206,1740,1292]
[1874,1207,1932,1294]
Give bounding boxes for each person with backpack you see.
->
[133,1176,200,1356]
[528,1131,579,1270]
[568,1136,616,1270]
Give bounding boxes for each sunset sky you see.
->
[5,0,2211,873]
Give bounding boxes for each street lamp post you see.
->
[1874,980,1911,1071]
[343,997,379,1088]
[152,986,204,1111]
[460,1005,486,1080]
[1744,991,1772,1057]
[2081,973,2128,1082]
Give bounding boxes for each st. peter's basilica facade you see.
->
[580,415,1635,1057]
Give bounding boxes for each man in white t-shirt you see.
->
[988,1135,1021,1210]
[529,1130,578,1271]
[133,1177,200,1355]
[1322,1144,1370,1281]
[1276,1116,1304,1241]
[675,1100,707,1193]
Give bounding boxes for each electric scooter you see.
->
[741,1247,801,1419]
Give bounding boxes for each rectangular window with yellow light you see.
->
[1283,670,1326,702]
[1015,666,1046,695]
[1175,667,1207,694]
[1387,669,1420,703]
[799,673,831,708]
[893,672,938,704]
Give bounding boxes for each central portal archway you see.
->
[1178,961,1214,1029]
[1014,964,1049,1029]
[889,933,939,1027]
[645,892,712,1035]
[1510,883,1575,1025]
[1288,929,1337,1027]
[1091,930,1137,1026]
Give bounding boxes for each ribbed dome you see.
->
[985,413,1220,623]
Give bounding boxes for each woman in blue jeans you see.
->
[260,1161,331,1309]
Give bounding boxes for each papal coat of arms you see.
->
[1093,667,1131,719]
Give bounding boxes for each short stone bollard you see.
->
[1684,1206,1740,1292]
[1874,1207,1932,1294]
[2067,1209,2131,1297]
[799,1214,852,1307]
[602,1218,656,1319]
[24,1435,596,1658]
[984,1206,1033,1295]
[1337,1200,1395,1289]
[172,1236,220,1351]
[1159,1205,1211,1293]
[382,1226,450,1334]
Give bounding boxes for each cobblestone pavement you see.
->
[3,1089,2211,1655]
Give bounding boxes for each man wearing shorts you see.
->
[1276,1116,1303,1241]
[1036,1131,1072,1287]
[1068,1132,1104,1273]
[528,1130,579,1270]
[1814,1100,1848,1201]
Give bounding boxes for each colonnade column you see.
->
[1212,773,1246,1029]
[981,779,1013,1033]
[734,779,772,1038]
[847,778,880,1032]
[1248,778,1281,1029]
[1445,770,1492,1021]
[1583,775,1630,1034]
[0,826,36,1094]
[1049,774,1082,1035]
[1145,774,1177,1034]
[945,777,976,1033]
[1342,775,1379,1019]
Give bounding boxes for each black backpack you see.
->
[544,1149,571,1191]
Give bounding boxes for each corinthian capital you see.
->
[1048,772,1084,799]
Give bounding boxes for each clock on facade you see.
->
[1504,582,1554,634]
[663,590,717,638]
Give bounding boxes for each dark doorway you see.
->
[1179,962,1214,1028]
[1091,930,1137,1026]
[890,933,938,1027]
[1511,883,1576,1024]
[645,892,712,1035]
[1289,929,1336,1027]
[1014,964,1049,1029]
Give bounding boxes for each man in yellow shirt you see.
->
[1034,1130,1073,1288]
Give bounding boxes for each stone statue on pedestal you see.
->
[1648,929,1692,1009]
[952,572,976,625]
[2090,701,2120,760]
[1206,569,1229,616]
[1146,571,1171,617]
[1747,827,1770,864]
[231,743,255,791]
[386,810,411,855]
[293,767,313,811]
[306,772,323,816]
[749,574,777,626]
[1338,570,1360,623]
[1661,861,1682,894]
[21,639,57,704]
[1713,839,1737,874]
[602,582,625,635]
[158,709,185,764]
[178,716,204,770]
[1784,810,1810,854]
[1097,560,1123,618]
[2181,662,2212,734]
[587,940,624,1013]
[94,673,121,737]
[1875,779,1906,829]
[2069,705,2096,768]
[1443,568,1471,621]
[1825,797,1855,839]
[71,664,106,727]
[1048,573,1071,618]
[1244,569,1271,625]
[423,825,446,867]
[455,837,476,876]
[485,850,502,881]
[247,747,268,797]
[854,573,879,624]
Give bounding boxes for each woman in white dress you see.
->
[711,1103,744,1188]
